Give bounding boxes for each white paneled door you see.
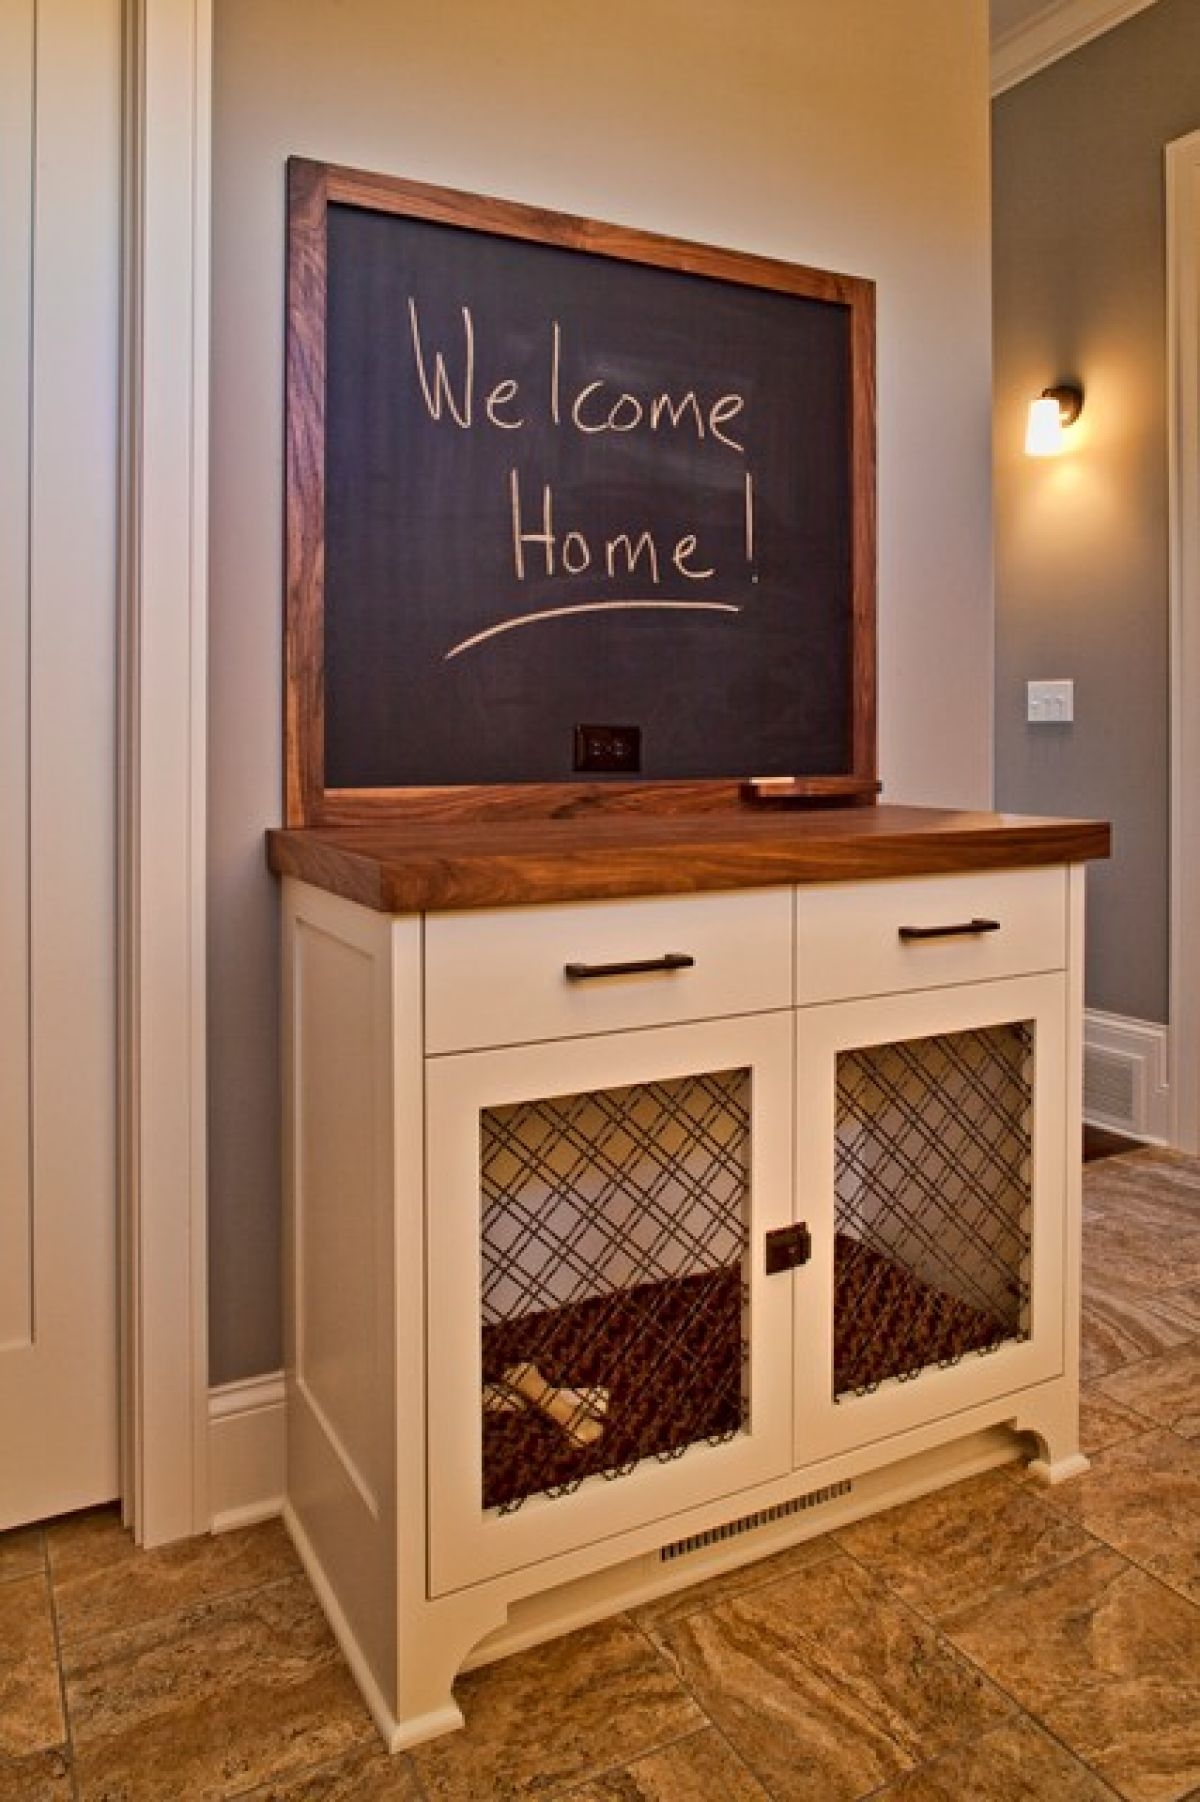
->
[0,0,121,1530]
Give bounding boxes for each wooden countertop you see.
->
[266,804,1111,914]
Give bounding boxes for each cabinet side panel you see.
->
[284,881,398,1702]
[295,921,384,1510]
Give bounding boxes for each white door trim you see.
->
[1,0,123,1529]
[119,0,213,1544]
[1168,129,1200,1154]
[0,0,35,1369]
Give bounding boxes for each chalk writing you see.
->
[444,599,742,661]
[404,298,763,659]
[407,301,748,449]
[508,472,733,586]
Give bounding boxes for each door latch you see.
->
[765,1223,812,1274]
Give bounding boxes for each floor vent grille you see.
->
[659,1480,853,1564]
[1084,1046,1137,1131]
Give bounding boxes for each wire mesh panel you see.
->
[833,1022,1033,1398]
[479,1068,751,1512]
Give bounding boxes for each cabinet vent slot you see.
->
[659,1480,853,1564]
[1084,1047,1137,1130]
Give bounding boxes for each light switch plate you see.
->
[1027,679,1074,724]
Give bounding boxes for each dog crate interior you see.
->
[833,1021,1034,1397]
[474,1021,1035,1513]
[478,1068,752,1513]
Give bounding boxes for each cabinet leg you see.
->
[1013,1398,1090,1484]
[387,1593,509,1751]
[285,1498,499,1753]
[1026,1447,1090,1484]
[386,1693,465,1754]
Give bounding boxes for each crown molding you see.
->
[991,0,1160,95]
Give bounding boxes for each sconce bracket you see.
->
[1044,383,1084,426]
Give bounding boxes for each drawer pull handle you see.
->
[564,952,696,981]
[898,918,1001,943]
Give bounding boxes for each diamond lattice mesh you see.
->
[479,1069,750,1512]
[833,1022,1033,1398]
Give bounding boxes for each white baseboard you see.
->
[1083,1009,1170,1144]
[208,1372,285,1533]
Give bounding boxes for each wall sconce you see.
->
[1025,383,1084,456]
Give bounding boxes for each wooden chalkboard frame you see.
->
[285,157,877,826]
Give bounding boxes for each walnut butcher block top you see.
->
[266,805,1111,914]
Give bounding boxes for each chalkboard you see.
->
[285,160,876,825]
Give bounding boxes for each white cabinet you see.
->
[281,861,1088,1754]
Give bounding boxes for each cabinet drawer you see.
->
[794,867,1066,1005]
[425,888,793,1053]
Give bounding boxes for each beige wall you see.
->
[209,0,994,1382]
[993,0,1200,1025]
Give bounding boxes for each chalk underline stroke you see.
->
[443,598,743,661]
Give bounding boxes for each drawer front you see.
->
[425,888,793,1053]
[794,866,1067,1005]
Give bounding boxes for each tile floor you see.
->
[3,1145,1199,1801]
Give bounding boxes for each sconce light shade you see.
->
[1026,394,1066,456]
[1025,383,1084,457]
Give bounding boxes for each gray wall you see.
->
[992,0,1200,1024]
[208,0,996,1385]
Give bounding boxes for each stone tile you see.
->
[1094,1344,1200,1439]
[1081,1277,1195,1381]
[65,1575,375,1801]
[49,1509,299,1646]
[1079,1386,1156,1456]
[409,1616,702,1802]
[1081,1191,1182,1238]
[1081,1214,1200,1297]
[43,1505,129,1576]
[630,1533,843,1637]
[653,1553,1010,1801]
[563,1726,771,1799]
[0,1748,73,1802]
[233,1740,425,1800]
[868,1716,1120,1801]
[1115,1145,1200,1173]
[0,1525,44,1584]
[1085,1152,1200,1222]
[1143,1284,1200,1337]
[0,1574,65,1760]
[1036,1428,1200,1603]
[945,1547,1200,1802]
[833,1469,1095,1621]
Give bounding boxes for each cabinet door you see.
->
[426,1012,793,1594]
[793,974,1067,1464]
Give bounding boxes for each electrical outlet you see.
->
[1027,679,1074,724]
[574,724,642,773]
